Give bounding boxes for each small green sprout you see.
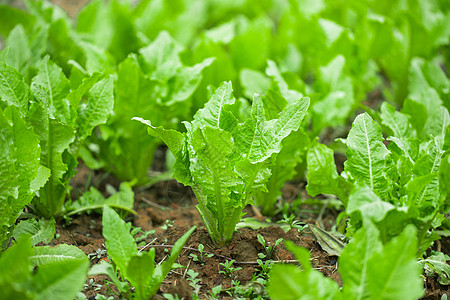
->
[209,285,222,299]
[161,219,175,230]
[219,260,242,278]
[257,234,283,259]
[130,226,155,245]
[88,248,107,261]
[162,294,183,300]
[84,278,102,292]
[187,269,201,299]
[190,244,214,265]
[277,213,305,232]
[256,259,273,279]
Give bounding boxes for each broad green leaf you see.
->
[366,225,423,300]
[5,25,31,73]
[126,249,155,300]
[29,103,75,218]
[0,106,45,247]
[31,56,74,125]
[0,62,30,113]
[256,130,309,215]
[139,31,182,81]
[267,240,341,300]
[405,138,444,221]
[102,205,137,278]
[13,218,55,246]
[79,41,114,74]
[240,68,271,99]
[340,223,382,299]
[312,55,354,133]
[229,15,272,71]
[380,102,416,140]
[30,244,87,265]
[192,81,235,129]
[420,252,450,285]
[77,0,114,51]
[347,184,394,223]
[234,95,309,163]
[306,140,351,203]
[88,261,129,293]
[343,113,392,200]
[0,237,34,298]
[170,57,215,103]
[0,5,34,38]
[190,126,241,242]
[132,118,185,156]
[77,76,114,140]
[66,182,135,216]
[31,245,89,300]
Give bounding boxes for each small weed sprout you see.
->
[256,259,273,279]
[84,278,102,291]
[209,285,222,299]
[187,269,201,298]
[162,293,183,300]
[277,213,305,232]
[219,260,242,278]
[257,234,283,259]
[161,219,175,230]
[190,244,213,265]
[130,226,155,245]
[88,248,107,261]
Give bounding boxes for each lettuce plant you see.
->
[135,82,309,245]
[0,104,48,248]
[89,206,196,299]
[83,31,213,186]
[0,236,89,299]
[306,76,449,254]
[0,56,114,219]
[267,223,424,300]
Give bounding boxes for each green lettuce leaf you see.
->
[343,113,393,200]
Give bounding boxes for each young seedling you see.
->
[89,206,196,300]
[189,244,214,265]
[88,248,107,261]
[130,226,155,245]
[84,278,102,292]
[187,269,201,299]
[219,260,242,278]
[209,285,223,299]
[256,259,273,279]
[257,234,283,259]
[276,213,305,232]
[161,219,174,230]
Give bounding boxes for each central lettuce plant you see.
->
[135,82,309,245]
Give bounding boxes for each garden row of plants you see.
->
[0,0,449,299]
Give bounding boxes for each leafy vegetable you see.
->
[0,104,48,248]
[307,101,449,253]
[268,224,423,300]
[12,218,55,246]
[419,251,450,285]
[89,205,196,299]
[135,82,309,245]
[0,236,89,299]
[64,182,136,216]
[83,31,213,186]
